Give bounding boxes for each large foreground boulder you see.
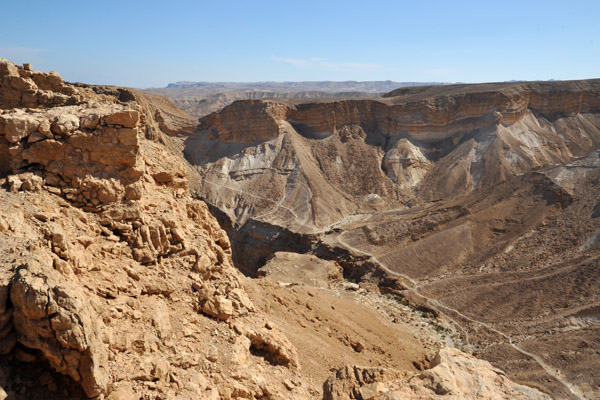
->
[10,251,109,397]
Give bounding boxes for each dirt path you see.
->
[335,232,587,400]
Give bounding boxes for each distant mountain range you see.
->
[160,80,444,93]
[143,81,445,117]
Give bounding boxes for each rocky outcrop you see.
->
[0,103,144,210]
[3,58,596,399]
[258,251,343,288]
[0,58,108,110]
[186,78,600,400]
[143,80,433,118]
[323,348,551,400]
[10,251,109,397]
[0,58,310,399]
[0,58,148,213]
[200,99,289,143]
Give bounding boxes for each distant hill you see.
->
[142,81,444,117]
[160,80,442,93]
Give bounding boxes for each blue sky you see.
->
[1,0,598,87]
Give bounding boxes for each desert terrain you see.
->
[184,79,600,399]
[0,57,598,400]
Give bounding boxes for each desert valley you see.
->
[0,57,598,400]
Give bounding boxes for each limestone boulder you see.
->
[51,114,80,135]
[323,347,552,400]
[202,296,234,321]
[0,114,39,143]
[10,253,109,397]
[104,110,139,128]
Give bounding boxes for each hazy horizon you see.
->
[1,0,598,87]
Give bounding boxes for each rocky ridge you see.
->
[187,79,600,244]
[0,58,305,399]
[143,81,443,118]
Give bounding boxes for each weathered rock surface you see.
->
[258,251,343,288]
[187,80,600,240]
[10,251,109,397]
[0,57,96,109]
[0,58,312,399]
[2,58,594,400]
[323,348,551,400]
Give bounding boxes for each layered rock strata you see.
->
[1,58,592,399]
[201,80,600,144]
[188,79,600,244]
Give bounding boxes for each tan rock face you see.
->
[2,58,593,400]
[0,58,108,109]
[187,78,600,400]
[0,104,143,210]
[188,80,600,252]
[323,348,551,400]
[0,58,314,399]
[200,80,600,144]
[200,99,289,143]
[10,252,109,397]
[258,252,343,288]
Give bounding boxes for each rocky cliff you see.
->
[143,80,442,118]
[189,79,600,237]
[185,79,600,399]
[0,58,307,399]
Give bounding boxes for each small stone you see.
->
[202,296,234,321]
[37,119,52,137]
[80,114,100,129]
[359,382,383,400]
[343,282,360,291]
[283,379,295,391]
[104,110,139,128]
[352,340,365,352]
[27,131,47,143]
[33,212,50,222]
[0,114,39,143]
[47,186,62,195]
[51,114,80,135]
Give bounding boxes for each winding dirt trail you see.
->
[335,232,587,400]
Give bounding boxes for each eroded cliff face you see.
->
[1,57,520,400]
[200,80,600,143]
[0,58,310,399]
[189,79,600,239]
[1,58,595,400]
